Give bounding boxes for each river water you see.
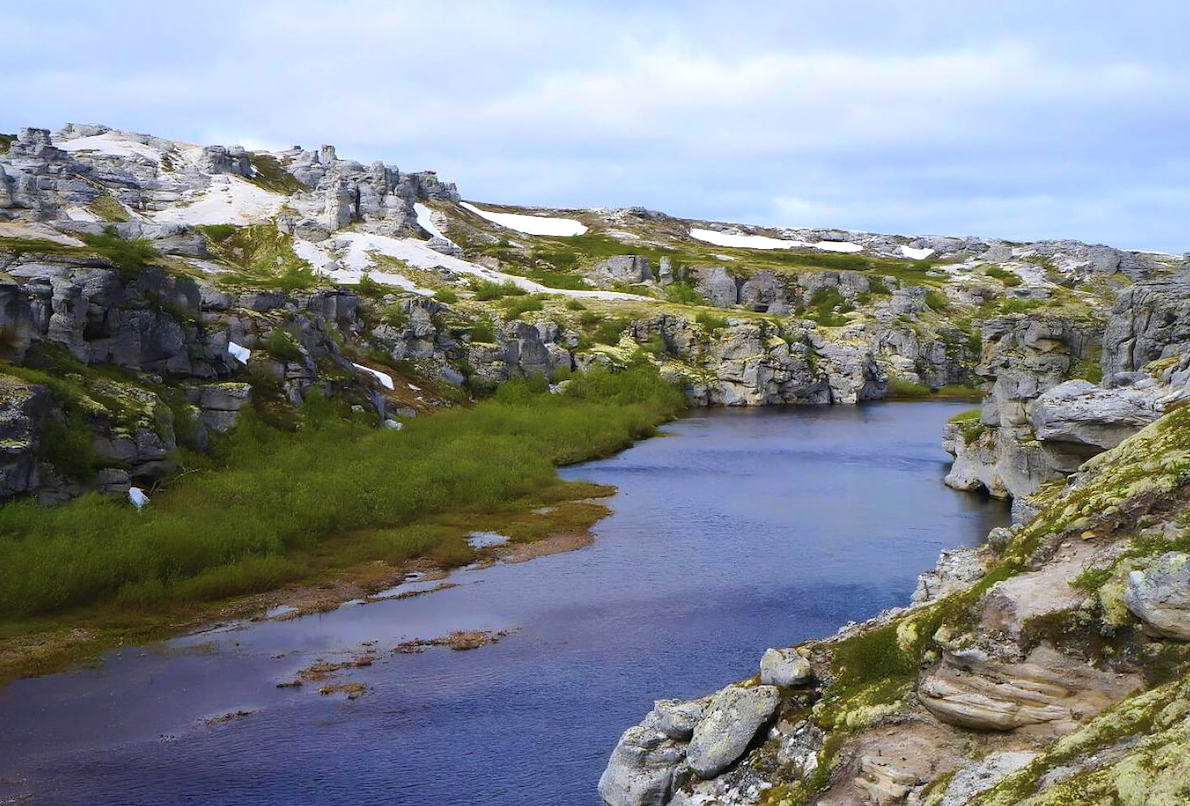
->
[0,402,1009,806]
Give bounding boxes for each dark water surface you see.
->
[0,402,1009,806]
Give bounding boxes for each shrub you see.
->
[924,290,949,311]
[984,265,1023,287]
[79,228,157,277]
[381,304,408,330]
[499,294,546,319]
[887,377,931,398]
[565,299,586,311]
[664,281,704,305]
[579,311,603,327]
[434,288,459,303]
[695,311,729,332]
[262,329,302,362]
[468,319,497,343]
[0,366,685,617]
[471,279,527,300]
[592,317,629,345]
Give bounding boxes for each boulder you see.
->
[759,648,812,687]
[686,685,780,779]
[692,266,738,308]
[1029,379,1171,451]
[593,256,652,284]
[598,723,686,806]
[1122,552,1190,640]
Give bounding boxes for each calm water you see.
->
[0,402,1008,806]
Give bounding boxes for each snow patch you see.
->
[900,245,936,260]
[352,363,394,390]
[128,487,150,509]
[56,131,170,162]
[689,228,808,250]
[460,202,588,236]
[413,203,450,241]
[151,175,283,226]
[813,240,863,253]
[227,341,251,364]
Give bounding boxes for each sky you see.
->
[2,1,1188,252]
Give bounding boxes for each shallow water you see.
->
[0,402,1009,806]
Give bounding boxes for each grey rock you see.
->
[686,685,780,779]
[1123,552,1190,640]
[939,751,1039,806]
[759,648,812,687]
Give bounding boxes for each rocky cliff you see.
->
[2,122,1187,507]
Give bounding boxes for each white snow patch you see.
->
[813,240,863,253]
[292,239,336,272]
[689,228,808,250]
[413,203,450,241]
[228,341,251,364]
[900,245,936,260]
[151,175,283,226]
[327,231,641,300]
[713,254,738,262]
[460,202,588,236]
[352,362,394,390]
[128,487,150,509]
[56,131,169,162]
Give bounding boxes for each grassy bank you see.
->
[0,366,685,622]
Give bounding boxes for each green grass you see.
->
[200,224,318,291]
[983,265,1022,287]
[471,279,528,300]
[433,288,459,303]
[499,294,546,318]
[805,287,854,326]
[0,133,15,154]
[86,193,130,223]
[695,311,729,332]
[0,366,684,618]
[887,377,931,398]
[947,407,982,423]
[663,281,705,305]
[247,153,308,194]
[468,319,497,343]
[262,329,302,362]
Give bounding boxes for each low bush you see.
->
[0,366,685,617]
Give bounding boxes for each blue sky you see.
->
[3,1,1188,251]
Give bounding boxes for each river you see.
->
[0,402,1009,805]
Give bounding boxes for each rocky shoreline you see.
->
[599,275,1190,804]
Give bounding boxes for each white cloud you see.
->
[2,1,1189,251]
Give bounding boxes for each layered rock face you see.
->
[945,279,1190,509]
[0,249,580,504]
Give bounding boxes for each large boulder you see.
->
[692,266,738,308]
[598,699,703,806]
[593,256,652,284]
[685,685,780,779]
[1122,552,1190,640]
[1029,379,1174,451]
[759,648,812,687]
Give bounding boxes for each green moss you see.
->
[0,134,16,154]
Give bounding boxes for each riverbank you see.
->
[0,365,685,686]
[0,400,1008,806]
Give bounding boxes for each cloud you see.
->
[1,1,1188,251]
